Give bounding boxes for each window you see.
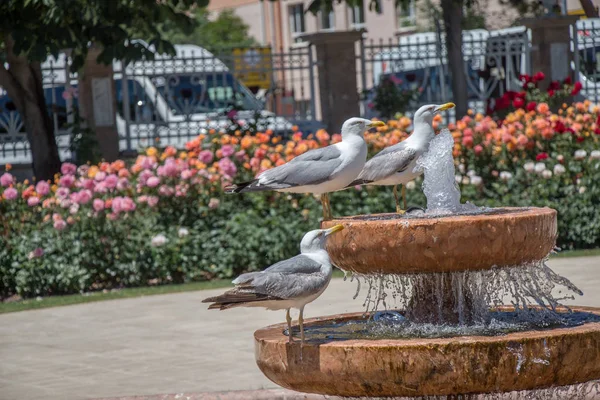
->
[288,4,305,43]
[349,0,365,29]
[396,0,416,28]
[319,6,335,30]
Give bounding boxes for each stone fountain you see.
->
[254,130,600,398]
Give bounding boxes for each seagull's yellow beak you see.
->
[434,102,455,113]
[325,224,344,236]
[367,121,386,128]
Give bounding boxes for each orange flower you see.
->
[5,164,11,172]
[260,159,272,169]
[241,136,254,149]
[88,165,99,178]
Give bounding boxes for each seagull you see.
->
[225,118,385,220]
[202,224,344,344]
[349,103,455,213]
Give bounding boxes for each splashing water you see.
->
[416,128,479,214]
[345,260,583,326]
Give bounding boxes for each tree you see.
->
[0,0,207,181]
[163,8,258,53]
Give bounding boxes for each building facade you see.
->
[207,0,600,52]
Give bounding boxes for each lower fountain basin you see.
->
[321,207,557,274]
[254,306,600,397]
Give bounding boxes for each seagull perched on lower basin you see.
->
[202,225,344,344]
[348,103,455,213]
[225,118,385,220]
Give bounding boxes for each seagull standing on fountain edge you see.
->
[202,225,344,344]
[225,118,386,220]
[348,103,455,213]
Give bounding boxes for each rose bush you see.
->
[1,102,599,298]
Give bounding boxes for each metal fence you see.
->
[572,19,600,104]
[0,44,321,166]
[357,27,531,121]
[0,54,76,165]
[114,44,321,152]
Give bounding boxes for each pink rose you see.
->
[35,181,50,196]
[146,176,160,188]
[198,150,214,164]
[116,178,129,191]
[60,163,77,175]
[474,145,483,156]
[138,170,154,185]
[218,157,237,178]
[77,190,93,204]
[77,165,89,176]
[159,185,174,196]
[27,196,40,207]
[104,174,119,189]
[140,156,156,170]
[59,174,75,188]
[93,199,105,212]
[234,150,247,161]
[221,145,235,158]
[94,171,107,182]
[69,203,80,214]
[94,182,107,194]
[147,196,159,207]
[180,169,193,180]
[53,219,67,231]
[28,247,44,259]
[0,173,14,187]
[56,187,70,199]
[80,179,95,191]
[462,136,473,147]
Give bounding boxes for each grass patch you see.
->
[552,248,600,258]
[0,279,233,315]
[1,251,596,315]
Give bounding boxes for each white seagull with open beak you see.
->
[349,103,455,213]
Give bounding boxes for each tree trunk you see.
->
[579,0,598,18]
[441,0,468,119]
[0,39,61,181]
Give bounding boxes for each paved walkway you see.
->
[1,256,599,400]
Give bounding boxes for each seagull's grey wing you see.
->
[258,145,343,188]
[352,143,417,184]
[264,254,323,274]
[240,271,328,300]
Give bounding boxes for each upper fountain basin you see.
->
[321,207,557,274]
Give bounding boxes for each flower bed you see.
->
[1,103,599,298]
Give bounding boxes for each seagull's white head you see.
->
[413,103,456,125]
[340,118,386,139]
[300,225,344,253]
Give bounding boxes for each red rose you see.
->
[536,153,549,161]
[526,101,537,111]
[512,98,525,108]
[505,91,518,100]
[533,72,545,82]
[519,74,531,83]
[548,81,560,90]
[576,136,585,142]
[516,91,526,99]
[563,76,572,85]
[548,89,555,97]
[555,121,566,133]
[595,128,600,135]
[495,96,511,111]
[571,81,582,96]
